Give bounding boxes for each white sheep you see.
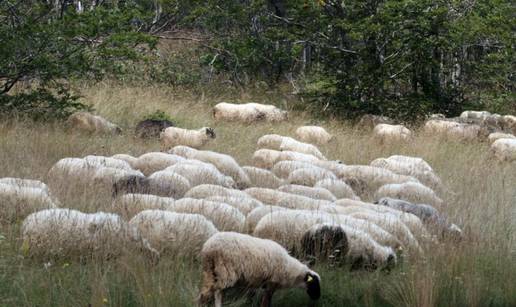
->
[84,155,133,171]
[160,127,216,150]
[257,134,326,160]
[245,205,287,233]
[302,223,396,270]
[169,198,246,232]
[66,112,122,134]
[375,181,443,207]
[373,124,412,143]
[246,102,288,121]
[168,145,199,158]
[278,184,336,201]
[277,194,334,211]
[185,184,250,200]
[287,167,337,186]
[213,102,266,122]
[147,171,191,198]
[166,161,235,188]
[314,179,360,200]
[129,210,217,256]
[134,152,185,176]
[490,138,516,162]
[244,187,297,205]
[257,134,286,149]
[111,154,139,169]
[0,177,49,192]
[295,126,332,145]
[423,120,480,141]
[198,232,320,307]
[502,115,516,134]
[46,158,99,198]
[111,193,175,219]
[21,209,158,260]
[487,132,515,144]
[271,160,323,179]
[0,183,57,221]
[242,166,283,189]
[205,196,263,216]
[460,110,491,120]
[370,156,442,190]
[252,149,320,169]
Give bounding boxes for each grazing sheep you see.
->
[370,156,442,190]
[169,198,245,232]
[300,223,348,262]
[212,102,266,122]
[257,134,326,160]
[257,134,285,149]
[302,223,396,270]
[0,184,57,222]
[490,138,516,162]
[129,210,217,256]
[271,160,323,179]
[356,114,394,130]
[135,119,174,138]
[245,205,287,233]
[111,193,175,219]
[295,126,332,145]
[245,187,295,205]
[84,155,134,171]
[373,124,412,143]
[277,194,333,211]
[278,184,337,201]
[134,152,185,176]
[147,171,191,198]
[375,182,443,207]
[160,127,216,150]
[246,102,288,121]
[424,120,480,141]
[252,149,320,169]
[460,110,491,121]
[287,167,337,186]
[111,154,139,169]
[170,147,251,188]
[205,196,264,216]
[198,232,320,307]
[21,209,158,261]
[46,158,99,197]
[91,167,145,195]
[242,166,283,189]
[253,210,336,252]
[487,132,515,144]
[66,112,122,135]
[185,184,250,200]
[314,179,360,200]
[166,161,235,188]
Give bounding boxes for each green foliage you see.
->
[143,110,174,122]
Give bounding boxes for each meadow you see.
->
[0,82,515,307]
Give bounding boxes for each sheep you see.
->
[46,158,99,197]
[135,119,174,138]
[146,171,191,198]
[170,147,251,188]
[375,181,443,207]
[302,223,396,270]
[212,102,266,122]
[373,124,412,143]
[299,224,348,262]
[295,126,332,145]
[253,149,320,169]
[205,196,263,216]
[160,127,216,150]
[185,184,251,200]
[253,210,337,253]
[66,112,122,134]
[84,155,133,171]
[129,210,217,256]
[111,154,139,169]
[111,193,175,219]
[257,134,326,160]
[276,194,333,211]
[287,167,337,186]
[0,184,57,222]
[502,115,516,134]
[134,152,185,176]
[271,160,323,179]
[169,198,246,232]
[244,187,294,205]
[242,166,283,189]
[198,232,320,307]
[491,138,516,162]
[245,205,287,233]
[314,179,360,200]
[347,211,421,252]
[370,156,442,190]
[460,110,491,121]
[278,184,337,201]
[91,167,146,197]
[0,177,49,192]
[257,134,285,149]
[424,120,481,141]
[245,102,288,121]
[21,209,158,261]
[166,161,235,188]
[356,114,394,130]
[487,132,515,144]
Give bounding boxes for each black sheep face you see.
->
[304,272,321,300]
[205,128,216,139]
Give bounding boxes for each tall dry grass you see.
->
[0,82,515,306]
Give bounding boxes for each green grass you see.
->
[0,82,515,306]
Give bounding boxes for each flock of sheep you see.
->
[2,102,514,306]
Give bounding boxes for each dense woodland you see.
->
[1,0,514,120]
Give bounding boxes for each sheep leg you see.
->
[260,288,275,307]
[214,290,222,307]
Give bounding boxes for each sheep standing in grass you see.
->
[205,196,263,216]
[271,160,325,179]
[295,126,332,144]
[245,205,287,233]
[166,161,235,188]
[0,183,57,222]
[242,166,283,189]
[356,114,394,130]
[160,127,216,150]
[315,179,359,200]
[111,194,175,219]
[185,184,250,200]
[375,181,443,207]
[199,232,320,307]
[66,112,122,134]
[491,138,516,162]
[147,171,191,198]
[129,210,217,256]
[487,132,515,144]
[373,124,412,143]
[84,155,133,171]
[278,184,336,201]
[460,110,491,121]
[111,154,139,169]
[21,209,158,261]
[287,167,337,186]
[253,149,320,169]
[246,102,288,121]
[134,152,185,176]
[257,134,326,160]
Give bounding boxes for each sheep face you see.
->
[204,127,216,139]
[303,272,321,300]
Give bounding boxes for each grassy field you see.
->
[0,82,515,306]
